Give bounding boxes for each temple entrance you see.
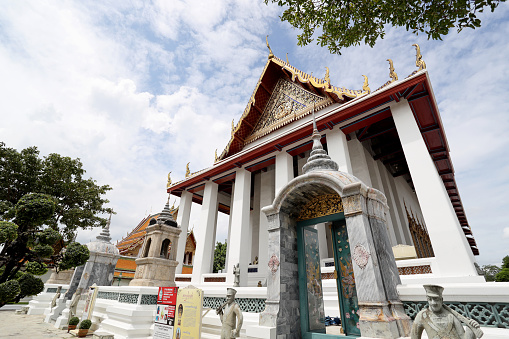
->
[297,213,360,338]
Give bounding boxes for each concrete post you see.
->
[191,181,219,284]
[275,152,293,195]
[176,191,192,273]
[391,100,478,277]
[325,129,353,174]
[226,168,251,286]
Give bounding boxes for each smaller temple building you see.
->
[113,210,197,285]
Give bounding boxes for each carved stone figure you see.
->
[233,263,240,287]
[411,285,483,339]
[68,287,83,319]
[252,256,258,265]
[50,286,62,308]
[216,288,243,338]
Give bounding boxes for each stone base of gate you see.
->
[358,302,403,338]
[389,300,412,336]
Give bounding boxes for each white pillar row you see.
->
[226,168,251,286]
[325,128,353,174]
[175,190,193,274]
[191,181,219,284]
[391,100,477,277]
[258,167,274,275]
[315,223,329,261]
[347,134,373,186]
[275,151,293,195]
[225,182,235,271]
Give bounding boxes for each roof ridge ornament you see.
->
[387,59,398,82]
[324,67,331,87]
[167,172,172,188]
[185,162,190,178]
[266,35,274,59]
[362,75,371,94]
[302,103,339,174]
[412,44,426,71]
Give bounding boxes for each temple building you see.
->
[168,47,480,288]
[113,209,197,285]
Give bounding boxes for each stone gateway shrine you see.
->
[28,46,509,339]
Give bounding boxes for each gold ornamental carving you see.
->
[297,194,344,221]
[412,44,426,71]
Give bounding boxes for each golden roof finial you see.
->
[266,35,274,59]
[324,67,331,87]
[166,171,172,188]
[185,162,190,178]
[286,53,289,64]
[214,149,218,163]
[362,75,370,94]
[387,59,398,82]
[412,44,426,71]
[231,119,235,135]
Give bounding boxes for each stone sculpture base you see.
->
[129,257,178,287]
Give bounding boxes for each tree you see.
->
[0,142,113,307]
[481,264,500,282]
[495,255,509,282]
[265,0,506,54]
[213,240,227,273]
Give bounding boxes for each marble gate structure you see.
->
[259,120,411,338]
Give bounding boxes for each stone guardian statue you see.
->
[50,286,62,308]
[68,287,83,319]
[216,288,243,338]
[411,285,483,339]
[233,263,240,287]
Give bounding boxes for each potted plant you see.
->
[78,319,92,337]
[68,317,80,332]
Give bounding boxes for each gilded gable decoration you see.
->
[247,78,328,143]
[297,194,344,221]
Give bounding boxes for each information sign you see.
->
[154,286,179,339]
[173,285,203,339]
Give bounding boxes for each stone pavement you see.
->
[0,311,75,338]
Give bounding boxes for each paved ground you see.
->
[0,311,76,338]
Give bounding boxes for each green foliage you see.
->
[502,255,509,269]
[32,244,55,258]
[265,0,507,54]
[59,242,90,271]
[17,272,44,299]
[25,261,48,276]
[15,193,55,226]
[69,317,80,326]
[481,264,500,282]
[79,319,92,329]
[0,280,20,304]
[37,228,62,246]
[213,240,227,273]
[495,269,509,282]
[0,221,18,243]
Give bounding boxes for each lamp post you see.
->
[117,272,122,286]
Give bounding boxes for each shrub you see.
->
[69,317,80,326]
[17,273,44,299]
[0,280,21,304]
[79,319,92,329]
[25,261,48,276]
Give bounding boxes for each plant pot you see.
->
[77,329,88,337]
[67,325,77,332]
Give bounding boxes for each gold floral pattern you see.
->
[297,194,343,221]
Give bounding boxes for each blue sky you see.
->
[0,1,507,266]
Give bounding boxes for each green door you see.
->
[297,214,360,338]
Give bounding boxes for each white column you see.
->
[176,191,193,273]
[391,100,477,277]
[315,223,329,261]
[275,151,293,195]
[225,182,234,271]
[347,135,372,186]
[191,181,219,284]
[226,168,251,286]
[250,172,261,263]
[258,167,274,275]
[325,129,353,174]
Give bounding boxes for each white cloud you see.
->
[504,228,509,239]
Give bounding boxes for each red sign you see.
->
[157,287,178,305]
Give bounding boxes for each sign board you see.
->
[173,286,203,339]
[154,287,179,339]
[82,284,99,321]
